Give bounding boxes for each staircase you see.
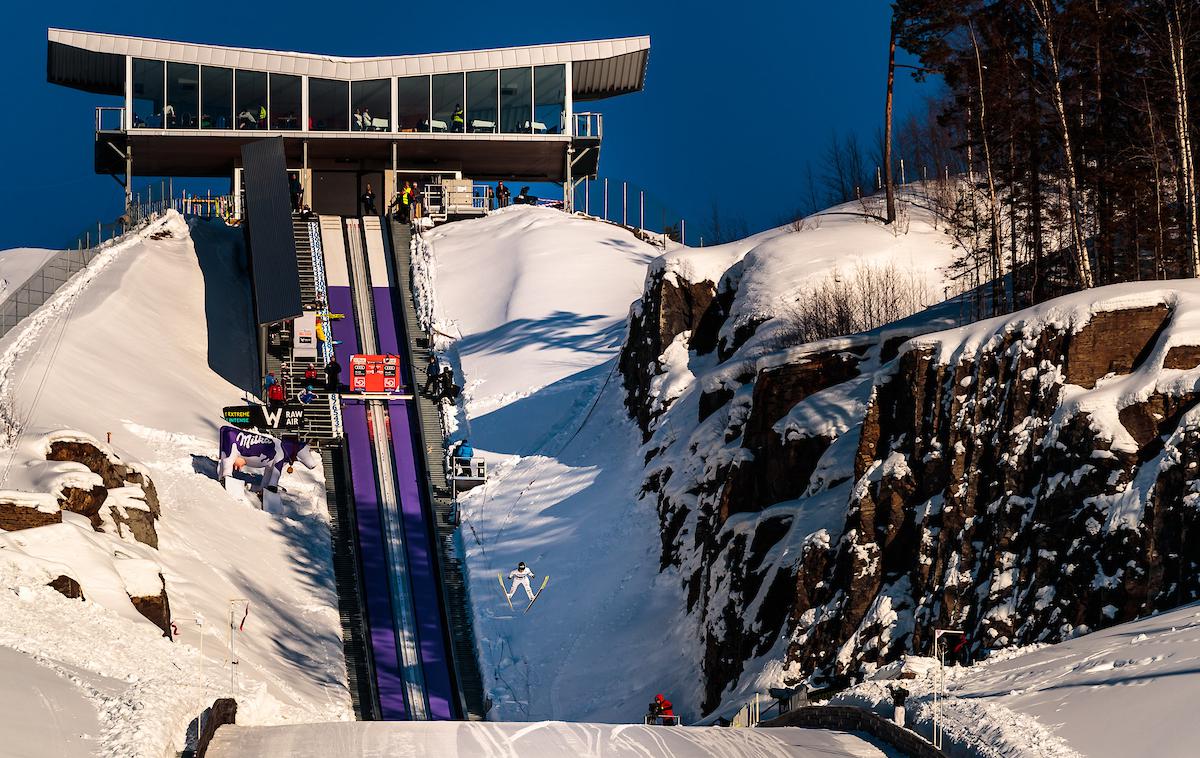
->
[293,216,320,309]
[283,216,337,443]
[322,446,380,719]
[389,218,489,720]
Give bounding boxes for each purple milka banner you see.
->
[388,399,455,720]
[328,287,358,371]
[343,401,409,719]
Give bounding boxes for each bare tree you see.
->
[885,14,899,224]
[1027,0,1095,288]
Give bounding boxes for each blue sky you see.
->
[3,1,935,249]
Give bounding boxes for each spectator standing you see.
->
[423,354,441,395]
[360,183,377,216]
[267,380,285,409]
[438,366,459,405]
[324,358,342,393]
[289,174,302,212]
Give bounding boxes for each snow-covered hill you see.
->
[208,720,902,757]
[413,200,960,723]
[0,246,58,303]
[0,213,350,757]
[838,599,1200,757]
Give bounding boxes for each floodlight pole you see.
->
[228,598,248,693]
[564,145,575,213]
[125,145,133,214]
[932,628,964,749]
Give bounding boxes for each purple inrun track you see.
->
[343,401,409,719]
[372,283,456,719]
[330,283,407,719]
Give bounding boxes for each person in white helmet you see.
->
[506,562,535,602]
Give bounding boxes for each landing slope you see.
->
[209,720,902,757]
[414,200,959,723]
[0,213,350,758]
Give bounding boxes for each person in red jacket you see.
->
[647,693,675,724]
[267,380,285,409]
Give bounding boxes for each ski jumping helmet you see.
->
[518,562,526,570]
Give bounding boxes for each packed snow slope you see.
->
[0,247,59,303]
[412,199,959,724]
[208,720,903,757]
[837,601,1200,758]
[0,213,350,758]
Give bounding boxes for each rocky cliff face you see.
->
[623,240,1200,714]
[788,297,1200,684]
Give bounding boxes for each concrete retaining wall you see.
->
[760,705,946,758]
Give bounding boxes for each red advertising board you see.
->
[350,354,402,393]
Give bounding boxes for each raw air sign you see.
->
[223,404,305,431]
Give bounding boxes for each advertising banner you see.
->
[222,404,305,431]
[294,311,318,360]
[223,405,261,429]
[350,354,402,393]
[217,425,320,492]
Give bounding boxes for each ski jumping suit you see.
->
[507,566,535,601]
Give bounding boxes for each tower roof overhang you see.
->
[47,28,650,101]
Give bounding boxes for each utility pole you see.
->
[884,13,898,224]
[932,628,964,750]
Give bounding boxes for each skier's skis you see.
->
[498,573,513,611]
[524,576,549,614]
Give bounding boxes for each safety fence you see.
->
[570,176,697,247]
[1,197,174,341]
[3,192,237,342]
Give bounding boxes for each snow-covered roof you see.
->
[47,28,650,101]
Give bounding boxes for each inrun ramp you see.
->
[319,214,457,720]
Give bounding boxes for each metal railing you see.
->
[96,106,125,132]
[176,192,237,220]
[574,112,603,139]
[2,188,240,341]
[1,198,178,340]
[643,715,682,726]
[446,456,486,481]
[309,221,344,440]
[96,104,602,140]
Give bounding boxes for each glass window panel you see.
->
[166,62,199,129]
[499,67,532,134]
[534,64,565,135]
[235,70,267,129]
[131,59,164,129]
[466,70,498,133]
[396,76,429,132]
[269,73,302,130]
[352,79,391,131]
[308,78,349,131]
[431,73,464,133]
[201,66,232,129]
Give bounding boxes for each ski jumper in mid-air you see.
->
[507,562,536,601]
